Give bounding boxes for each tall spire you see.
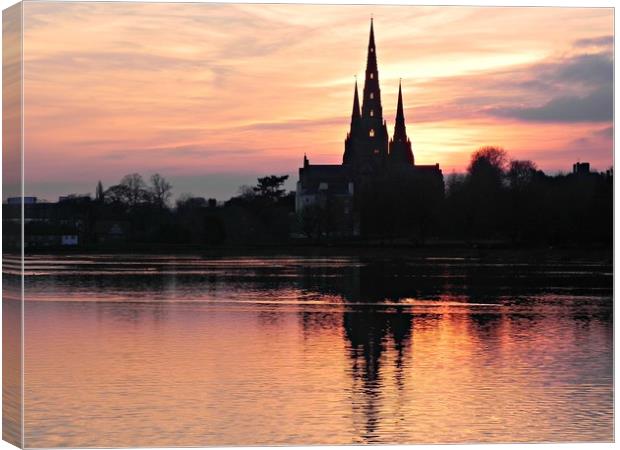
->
[367,18,376,70]
[351,79,360,120]
[393,79,407,142]
[365,18,378,80]
[361,18,383,120]
[344,18,389,168]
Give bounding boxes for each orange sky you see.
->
[21,3,613,200]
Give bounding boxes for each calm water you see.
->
[11,253,614,446]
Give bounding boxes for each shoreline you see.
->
[14,241,613,263]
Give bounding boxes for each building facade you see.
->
[296,19,443,237]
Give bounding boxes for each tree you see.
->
[238,185,256,200]
[104,184,132,206]
[104,173,150,208]
[506,160,543,242]
[95,181,104,202]
[468,146,508,182]
[150,173,172,208]
[119,173,150,206]
[465,146,509,238]
[253,175,289,202]
[508,160,538,190]
[176,193,207,212]
[298,204,321,238]
[445,172,466,197]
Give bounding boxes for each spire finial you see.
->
[369,16,375,48]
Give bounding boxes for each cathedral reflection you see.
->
[297,258,417,442]
[343,306,413,442]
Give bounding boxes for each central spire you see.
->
[361,18,383,120]
[343,18,389,168]
[366,18,377,74]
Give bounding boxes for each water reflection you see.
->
[343,306,413,443]
[20,254,613,446]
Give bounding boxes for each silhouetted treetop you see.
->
[468,146,508,179]
[150,173,173,208]
[103,173,174,209]
[508,160,539,189]
[253,175,289,202]
[95,181,104,202]
[176,193,207,212]
[120,173,150,206]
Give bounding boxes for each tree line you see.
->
[440,147,612,246]
[24,146,612,248]
[94,173,173,209]
[47,173,295,246]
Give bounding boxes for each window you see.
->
[370,92,374,99]
[370,72,374,79]
[369,129,375,137]
[373,149,380,154]
[370,47,374,53]
[370,110,374,117]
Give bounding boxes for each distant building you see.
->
[573,162,590,175]
[7,196,37,205]
[296,19,443,236]
[58,195,91,203]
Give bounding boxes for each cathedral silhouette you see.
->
[296,19,444,236]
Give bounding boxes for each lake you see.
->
[8,253,614,446]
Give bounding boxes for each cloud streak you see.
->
[489,85,613,123]
[20,3,613,200]
[574,35,613,48]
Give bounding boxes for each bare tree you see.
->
[120,173,149,206]
[150,173,173,208]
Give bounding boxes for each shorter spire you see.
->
[393,79,407,142]
[389,79,414,165]
[351,78,361,120]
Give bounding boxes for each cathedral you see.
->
[296,19,443,236]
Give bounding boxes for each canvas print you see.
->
[2,2,614,447]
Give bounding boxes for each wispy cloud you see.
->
[574,35,613,48]
[21,3,613,199]
[489,85,612,123]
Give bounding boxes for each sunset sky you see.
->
[21,2,613,201]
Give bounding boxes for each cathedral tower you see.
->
[343,19,389,171]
